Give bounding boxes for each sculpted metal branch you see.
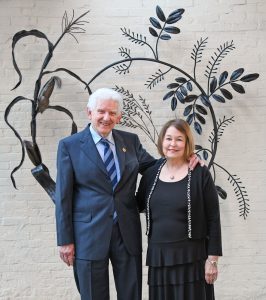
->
[5,10,90,201]
[5,6,259,218]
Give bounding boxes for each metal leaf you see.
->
[176,91,185,103]
[43,68,90,92]
[184,95,198,103]
[164,26,180,34]
[231,82,245,94]
[160,34,171,40]
[195,104,207,115]
[31,164,56,203]
[220,88,233,100]
[195,144,202,150]
[183,104,193,116]
[187,81,193,91]
[240,73,259,82]
[199,95,211,107]
[230,68,244,81]
[166,15,182,24]
[216,185,227,199]
[23,140,42,166]
[175,77,187,84]
[194,121,202,135]
[168,8,185,18]
[171,97,177,111]
[203,150,208,160]
[4,96,34,188]
[156,5,166,22]
[71,122,78,134]
[149,27,158,37]
[186,113,194,125]
[167,83,179,89]
[210,76,217,94]
[195,113,206,124]
[218,71,228,86]
[120,27,148,47]
[205,41,235,80]
[11,29,54,90]
[47,105,77,134]
[37,76,62,113]
[163,90,175,100]
[166,9,185,24]
[180,86,187,96]
[150,17,161,29]
[212,94,225,103]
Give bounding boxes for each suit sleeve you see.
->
[136,172,148,213]
[134,135,156,174]
[202,167,223,256]
[55,140,74,246]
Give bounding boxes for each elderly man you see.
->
[55,88,198,300]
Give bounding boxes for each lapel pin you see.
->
[122,147,127,152]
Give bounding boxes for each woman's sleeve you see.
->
[202,167,223,256]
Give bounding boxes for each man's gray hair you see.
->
[87,88,123,112]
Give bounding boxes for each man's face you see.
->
[87,99,122,137]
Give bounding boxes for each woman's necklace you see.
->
[165,161,185,180]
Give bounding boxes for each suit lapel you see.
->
[80,125,107,175]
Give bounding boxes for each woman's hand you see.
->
[205,256,219,284]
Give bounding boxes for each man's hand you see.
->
[59,244,75,266]
[188,153,204,170]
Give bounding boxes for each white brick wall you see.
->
[0,0,265,299]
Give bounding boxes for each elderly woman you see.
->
[137,119,222,300]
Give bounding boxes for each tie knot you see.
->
[100,138,110,147]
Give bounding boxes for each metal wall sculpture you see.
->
[4,6,259,219]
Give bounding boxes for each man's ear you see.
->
[116,113,122,124]
[86,108,92,120]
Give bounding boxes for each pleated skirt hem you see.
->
[148,260,215,300]
[148,280,215,300]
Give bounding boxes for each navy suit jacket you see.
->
[55,125,155,260]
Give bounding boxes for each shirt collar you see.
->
[89,124,115,145]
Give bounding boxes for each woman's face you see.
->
[162,126,187,160]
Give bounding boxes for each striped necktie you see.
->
[101,138,118,189]
[101,138,118,222]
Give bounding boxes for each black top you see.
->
[137,160,222,256]
[149,178,188,242]
[146,178,206,267]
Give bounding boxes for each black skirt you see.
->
[147,239,215,300]
[148,260,215,300]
